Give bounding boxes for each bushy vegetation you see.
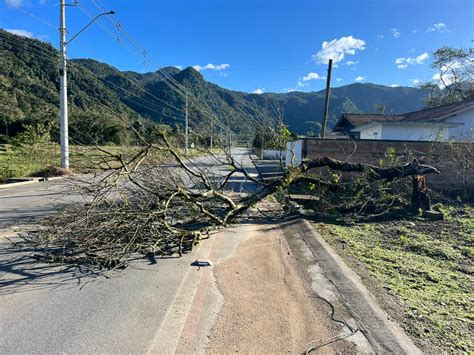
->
[0,124,59,180]
[252,124,297,149]
[0,123,136,180]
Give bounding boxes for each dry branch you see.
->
[21,134,441,271]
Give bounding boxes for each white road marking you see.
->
[146,235,217,354]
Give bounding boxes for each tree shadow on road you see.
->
[0,239,101,296]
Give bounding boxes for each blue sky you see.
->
[0,0,472,93]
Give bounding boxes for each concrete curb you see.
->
[0,176,66,190]
[283,218,421,354]
[0,180,39,189]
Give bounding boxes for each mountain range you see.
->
[0,29,429,144]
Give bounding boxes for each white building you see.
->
[332,99,474,142]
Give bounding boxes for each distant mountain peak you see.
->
[173,66,204,82]
[0,28,429,139]
[159,66,181,76]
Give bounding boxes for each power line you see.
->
[77,0,268,134]
[79,2,217,123]
[4,1,273,137]
[2,12,186,122]
[86,0,234,132]
[0,28,271,135]
[0,31,192,129]
[3,3,56,29]
[0,30,182,119]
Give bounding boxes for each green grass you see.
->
[0,143,217,181]
[315,207,473,352]
[0,143,121,180]
[0,143,59,180]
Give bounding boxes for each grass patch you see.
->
[314,206,473,352]
[0,143,60,180]
[0,143,214,181]
[0,143,124,180]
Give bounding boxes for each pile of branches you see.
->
[21,129,440,270]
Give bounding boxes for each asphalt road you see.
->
[0,149,418,353]
[0,148,262,353]
[1,242,199,353]
[0,179,81,232]
[0,148,259,232]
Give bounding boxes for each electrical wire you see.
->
[4,1,279,137]
[77,1,232,133]
[0,30,188,123]
[87,0,253,132]
[0,31,187,130]
[3,3,57,29]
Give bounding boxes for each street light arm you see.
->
[66,10,115,45]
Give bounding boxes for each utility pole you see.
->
[321,58,333,138]
[58,1,114,169]
[59,0,68,169]
[185,93,189,156]
[279,104,284,127]
[220,126,223,148]
[209,119,213,150]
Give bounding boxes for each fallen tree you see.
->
[15,126,441,270]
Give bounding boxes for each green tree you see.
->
[373,103,386,114]
[423,46,474,107]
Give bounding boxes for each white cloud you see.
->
[345,60,358,66]
[410,79,421,86]
[312,36,366,64]
[412,29,418,34]
[302,72,325,81]
[174,65,183,70]
[5,28,33,38]
[376,34,384,39]
[336,78,342,82]
[432,61,462,88]
[253,88,265,94]
[427,22,448,33]
[193,63,230,71]
[391,28,401,38]
[412,52,429,63]
[296,81,308,88]
[4,0,22,7]
[432,73,445,87]
[355,76,366,82]
[395,52,429,69]
[390,84,400,87]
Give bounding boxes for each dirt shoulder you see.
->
[206,223,355,354]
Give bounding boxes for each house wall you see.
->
[359,124,382,140]
[262,149,283,160]
[380,124,449,141]
[302,138,473,195]
[286,139,303,167]
[445,108,474,141]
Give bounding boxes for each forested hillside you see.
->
[0,29,429,144]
